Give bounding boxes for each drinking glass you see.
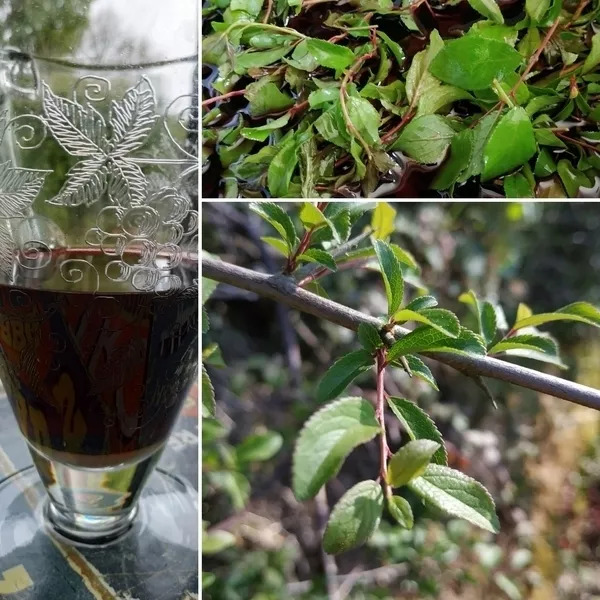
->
[0,27,198,548]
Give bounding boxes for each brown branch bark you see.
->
[203,256,600,412]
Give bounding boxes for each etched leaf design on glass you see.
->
[108,159,147,206]
[0,161,48,276]
[49,159,110,207]
[42,78,162,207]
[43,84,109,156]
[110,77,158,156]
[0,162,46,217]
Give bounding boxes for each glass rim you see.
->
[1,48,198,72]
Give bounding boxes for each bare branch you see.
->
[202,257,600,412]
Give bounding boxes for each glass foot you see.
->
[0,465,198,551]
[44,499,138,546]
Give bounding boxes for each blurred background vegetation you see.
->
[203,202,600,600]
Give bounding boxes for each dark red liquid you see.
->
[0,250,198,467]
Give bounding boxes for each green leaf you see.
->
[236,431,283,463]
[468,21,517,44]
[298,248,337,271]
[299,202,326,228]
[202,307,210,334]
[203,417,227,443]
[515,302,532,324]
[557,159,591,198]
[358,322,383,352]
[388,327,452,361]
[526,0,550,22]
[314,101,349,148]
[480,301,498,346]
[387,396,447,465]
[583,32,600,74]
[424,327,487,356]
[373,239,404,317]
[387,440,440,487]
[234,46,291,73]
[403,355,439,391]
[418,83,472,117]
[267,136,300,198]
[534,128,566,148]
[241,114,291,142]
[322,480,384,554]
[482,107,536,181]
[388,495,414,529]
[361,80,404,106]
[504,172,534,198]
[519,27,541,58]
[393,308,460,338]
[409,464,499,532]
[489,333,560,356]
[391,245,419,271]
[286,39,319,71]
[377,31,405,66]
[305,38,355,71]
[248,33,295,48]
[202,364,216,417]
[460,290,499,347]
[534,148,557,177]
[203,343,225,368]
[250,202,298,250]
[432,128,474,189]
[261,236,289,256]
[406,30,445,105]
[317,350,373,402]
[293,397,381,500]
[493,348,567,368]
[513,302,600,331]
[230,0,264,15]
[202,529,236,554]
[203,277,218,305]
[347,96,381,146]
[460,110,500,180]
[391,114,456,164]
[371,201,396,239]
[405,296,438,311]
[245,80,294,117]
[308,86,340,109]
[467,0,504,24]
[429,36,522,90]
[202,573,216,589]
[208,471,250,510]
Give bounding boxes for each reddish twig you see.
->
[555,131,599,153]
[288,100,309,117]
[376,349,392,497]
[339,28,380,160]
[328,32,349,44]
[569,0,590,25]
[201,89,246,108]
[381,108,415,145]
[285,205,329,274]
[262,0,273,22]
[510,17,561,97]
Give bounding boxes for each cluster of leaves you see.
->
[227,201,600,554]
[202,0,600,198]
